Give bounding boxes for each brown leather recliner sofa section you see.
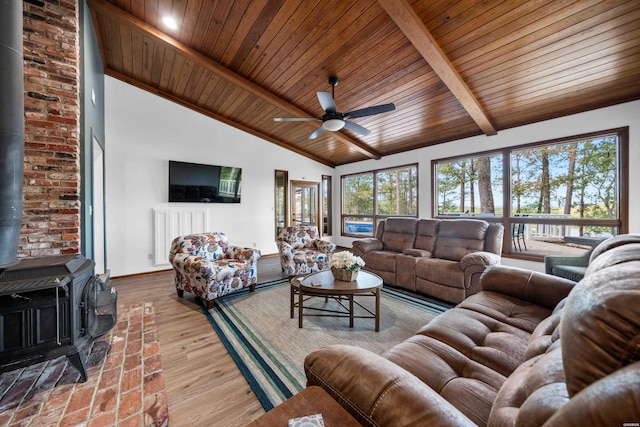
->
[352,217,504,304]
[305,235,640,426]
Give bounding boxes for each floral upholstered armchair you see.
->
[169,232,260,309]
[276,226,336,277]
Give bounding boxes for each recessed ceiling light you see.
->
[162,16,178,30]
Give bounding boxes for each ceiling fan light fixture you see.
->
[323,118,345,131]
[274,76,393,138]
[162,16,178,30]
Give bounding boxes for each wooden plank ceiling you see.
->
[88,0,640,167]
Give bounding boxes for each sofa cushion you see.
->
[172,232,229,260]
[277,226,322,250]
[361,251,397,273]
[415,258,464,288]
[588,233,640,263]
[480,266,575,311]
[383,335,504,426]
[458,291,554,334]
[402,248,431,257]
[561,243,640,397]
[434,220,489,261]
[384,217,418,234]
[291,249,330,270]
[382,232,415,253]
[414,219,439,252]
[488,346,569,427]
[204,233,229,259]
[381,218,418,253]
[485,223,505,255]
[414,307,532,376]
[542,363,640,426]
[523,300,564,360]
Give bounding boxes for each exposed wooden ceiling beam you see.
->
[377,0,497,136]
[87,0,381,160]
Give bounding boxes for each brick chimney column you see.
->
[21,0,81,258]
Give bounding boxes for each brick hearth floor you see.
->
[0,302,169,427]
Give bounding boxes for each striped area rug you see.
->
[199,279,450,411]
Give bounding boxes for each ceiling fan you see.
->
[274,76,396,140]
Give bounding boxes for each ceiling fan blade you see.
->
[346,103,395,119]
[317,91,337,113]
[343,120,371,136]
[309,126,326,140]
[274,117,321,122]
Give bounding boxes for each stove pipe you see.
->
[0,0,25,268]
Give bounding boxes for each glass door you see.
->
[290,180,319,228]
[322,175,332,235]
[274,170,288,237]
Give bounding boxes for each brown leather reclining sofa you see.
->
[305,234,640,426]
[352,217,504,304]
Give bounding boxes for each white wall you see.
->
[105,77,333,276]
[332,100,640,272]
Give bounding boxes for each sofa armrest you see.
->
[480,265,576,309]
[276,241,294,265]
[277,240,293,252]
[171,254,216,281]
[227,246,261,263]
[460,252,501,295]
[314,239,336,254]
[304,345,476,427]
[402,248,432,257]
[351,238,383,256]
[460,251,501,269]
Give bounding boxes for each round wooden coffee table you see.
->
[291,270,383,331]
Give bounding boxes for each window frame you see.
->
[274,170,288,239]
[341,163,418,238]
[322,175,332,236]
[431,127,628,260]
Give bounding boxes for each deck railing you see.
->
[441,212,572,241]
[515,214,570,241]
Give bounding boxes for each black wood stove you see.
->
[0,254,117,382]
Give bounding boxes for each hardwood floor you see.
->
[111,256,287,426]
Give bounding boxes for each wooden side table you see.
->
[246,386,361,426]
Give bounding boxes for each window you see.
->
[433,128,628,258]
[435,154,503,217]
[342,164,417,237]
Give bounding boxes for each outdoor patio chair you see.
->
[512,223,527,252]
[545,234,640,282]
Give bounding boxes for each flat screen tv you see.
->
[169,160,242,203]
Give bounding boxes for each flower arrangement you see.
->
[329,251,365,271]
